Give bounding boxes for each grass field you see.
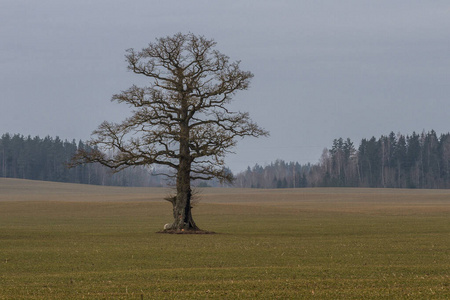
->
[0,178,449,299]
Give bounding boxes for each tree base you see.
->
[156,229,216,234]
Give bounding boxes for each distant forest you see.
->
[1,130,450,189]
[235,131,450,189]
[0,134,167,187]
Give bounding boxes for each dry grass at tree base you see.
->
[0,178,449,299]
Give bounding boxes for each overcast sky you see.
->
[1,1,449,173]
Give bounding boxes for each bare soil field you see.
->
[0,178,449,299]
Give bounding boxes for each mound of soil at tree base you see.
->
[156,229,216,234]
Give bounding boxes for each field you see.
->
[0,178,449,299]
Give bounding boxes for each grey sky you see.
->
[1,1,449,173]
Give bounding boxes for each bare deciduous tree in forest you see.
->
[71,33,268,232]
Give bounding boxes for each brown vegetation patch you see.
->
[156,229,216,234]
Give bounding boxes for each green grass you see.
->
[0,179,449,299]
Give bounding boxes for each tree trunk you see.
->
[168,112,200,231]
[169,166,200,231]
[170,183,199,231]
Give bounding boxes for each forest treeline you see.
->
[235,130,450,189]
[0,133,167,187]
[2,131,450,189]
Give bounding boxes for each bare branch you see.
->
[74,32,268,186]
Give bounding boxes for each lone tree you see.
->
[72,33,268,232]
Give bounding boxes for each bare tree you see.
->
[72,33,268,232]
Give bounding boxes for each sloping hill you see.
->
[0,178,170,202]
[1,178,450,215]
